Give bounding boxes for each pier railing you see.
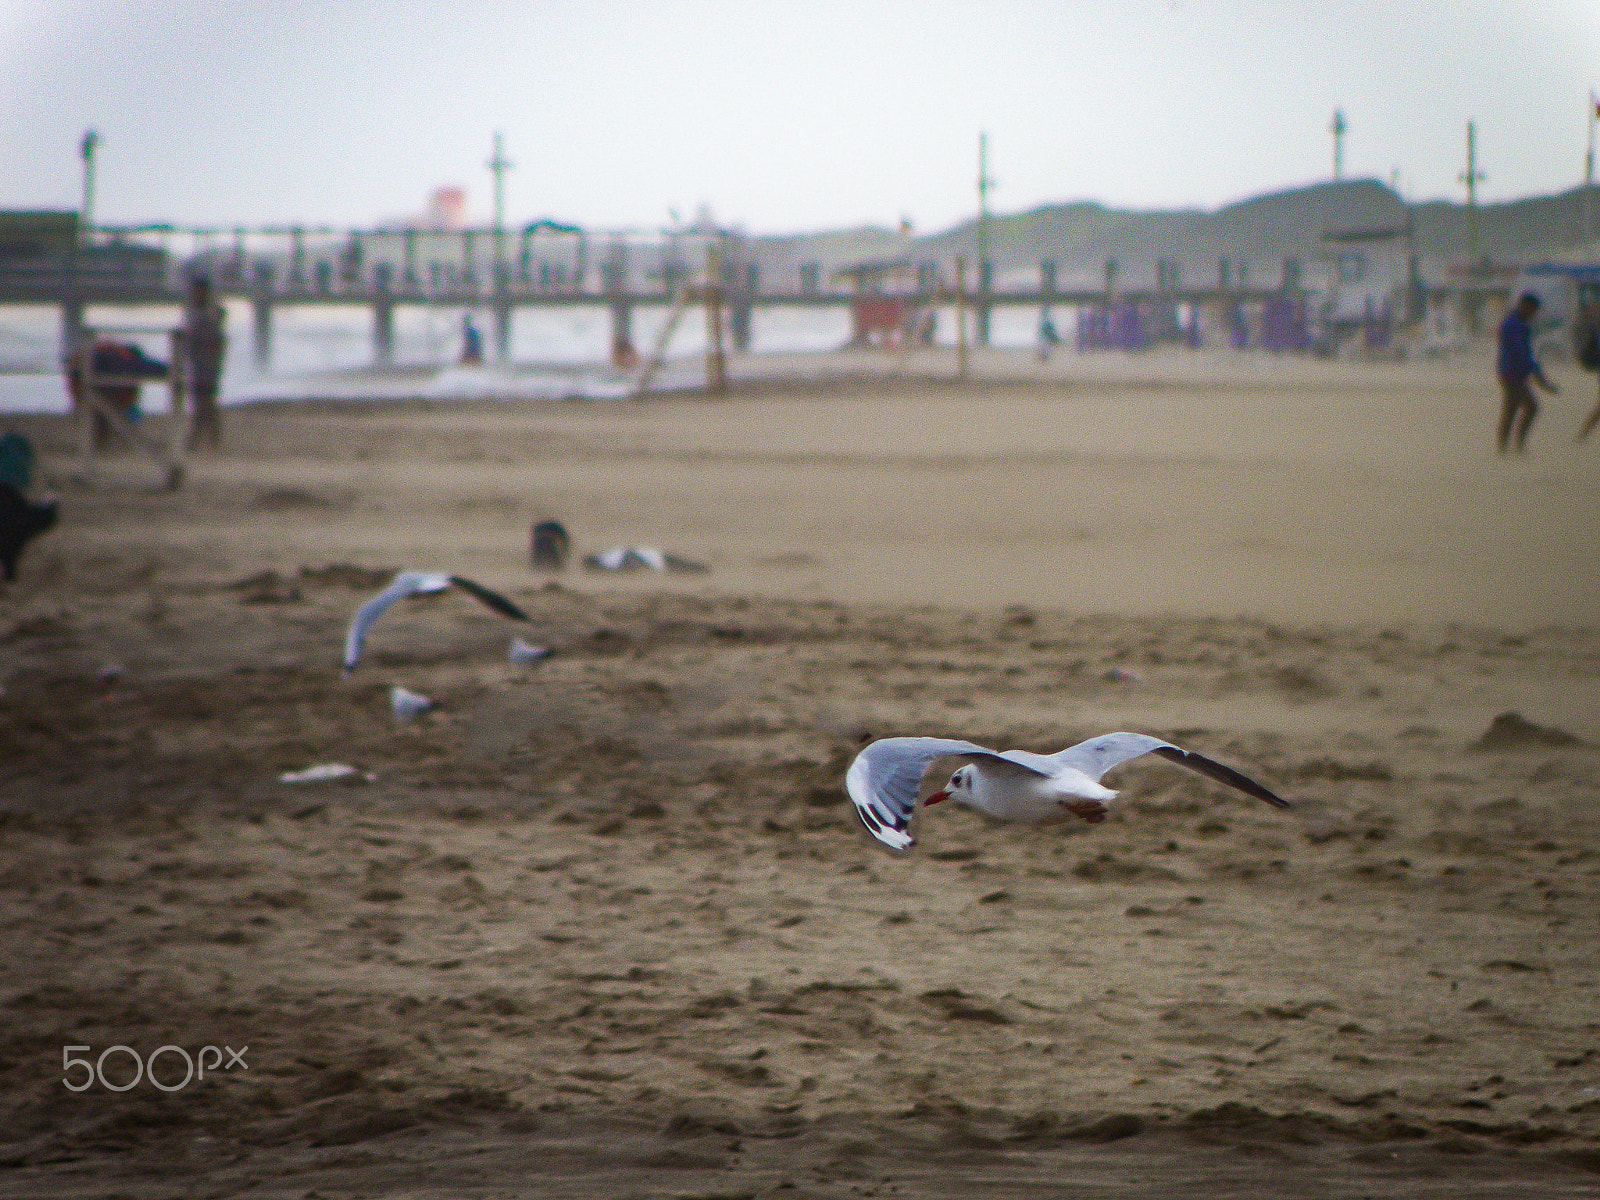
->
[0,223,1327,304]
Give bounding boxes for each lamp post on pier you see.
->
[1584,92,1597,246]
[486,130,514,359]
[79,129,100,242]
[1460,120,1486,262]
[976,131,995,346]
[63,128,102,354]
[1459,120,1488,336]
[487,130,513,258]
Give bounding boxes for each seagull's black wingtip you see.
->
[447,575,533,622]
[1152,744,1293,810]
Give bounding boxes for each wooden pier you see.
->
[2,260,1295,370]
[4,214,1490,369]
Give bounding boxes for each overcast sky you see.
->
[3,1,1597,235]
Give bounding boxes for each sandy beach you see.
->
[1,349,1598,1197]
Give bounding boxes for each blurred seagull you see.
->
[508,636,553,665]
[846,733,1291,850]
[390,685,433,723]
[342,570,532,674]
[582,545,710,574]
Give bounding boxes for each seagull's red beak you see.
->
[925,789,951,806]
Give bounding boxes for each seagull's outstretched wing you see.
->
[846,736,1052,850]
[447,575,532,622]
[342,572,534,673]
[1054,732,1291,810]
[342,571,450,673]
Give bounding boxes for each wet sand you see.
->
[1,351,1598,1196]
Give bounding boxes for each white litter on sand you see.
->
[278,762,375,785]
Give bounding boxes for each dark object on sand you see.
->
[0,484,58,581]
[530,520,571,570]
[1471,711,1586,752]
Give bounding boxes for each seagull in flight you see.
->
[342,570,533,674]
[846,733,1291,850]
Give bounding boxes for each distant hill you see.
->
[747,180,1594,290]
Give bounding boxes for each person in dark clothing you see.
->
[1036,309,1060,362]
[0,431,58,581]
[460,315,484,365]
[1574,297,1600,444]
[184,276,227,451]
[1496,293,1557,454]
[0,486,57,581]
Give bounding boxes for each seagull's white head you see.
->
[926,763,978,808]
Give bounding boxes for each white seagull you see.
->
[342,570,533,674]
[846,733,1291,850]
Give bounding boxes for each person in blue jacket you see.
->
[460,314,484,365]
[1496,293,1558,454]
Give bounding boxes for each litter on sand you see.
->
[278,762,375,785]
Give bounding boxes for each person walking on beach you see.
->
[1036,309,1060,362]
[183,275,227,451]
[460,314,484,365]
[1495,293,1557,455]
[1573,296,1600,443]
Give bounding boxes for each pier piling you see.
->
[372,263,394,363]
[705,241,727,395]
[60,296,85,362]
[493,263,512,361]
[955,256,969,379]
[605,239,632,359]
[251,261,275,370]
[977,260,993,346]
[730,262,756,353]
